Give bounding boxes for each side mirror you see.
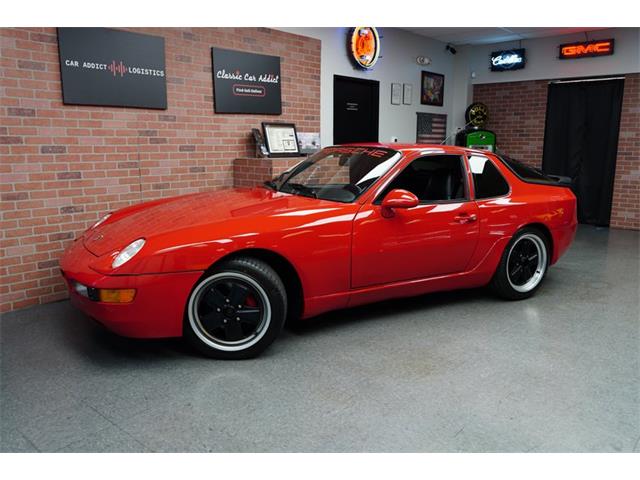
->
[381,189,419,218]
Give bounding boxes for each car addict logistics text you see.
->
[63,59,165,77]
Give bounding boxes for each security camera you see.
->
[445,44,457,55]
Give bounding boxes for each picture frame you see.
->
[391,83,402,105]
[262,122,301,157]
[420,71,445,107]
[403,83,412,105]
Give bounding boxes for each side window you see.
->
[381,155,466,203]
[468,155,510,199]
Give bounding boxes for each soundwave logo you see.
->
[63,58,165,78]
[108,60,127,77]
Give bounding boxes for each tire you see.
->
[490,227,550,300]
[184,257,287,359]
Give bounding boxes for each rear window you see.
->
[499,155,554,182]
[468,155,510,199]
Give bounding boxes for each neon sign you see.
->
[490,48,525,71]
[349,27,381,69]
[559,39,614,59]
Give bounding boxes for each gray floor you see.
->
[1,225,638,452]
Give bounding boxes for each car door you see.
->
[351,153,480,289]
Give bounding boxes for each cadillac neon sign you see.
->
[490,48,526,71]
[559,39,614,59]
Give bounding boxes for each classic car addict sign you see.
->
[57,28,167,109]
[212,48,281,114]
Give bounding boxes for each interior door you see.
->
[542,78,624,226]
[351,154,479,288]
[333,75,379,144]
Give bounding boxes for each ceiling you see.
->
[401,27,609,46]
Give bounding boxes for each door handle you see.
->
[454,213,477,224]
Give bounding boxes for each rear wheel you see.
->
[490,227,549,300]
[184,257,287,359]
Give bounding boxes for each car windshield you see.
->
[266,146,401,203]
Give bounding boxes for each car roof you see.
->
[340,142,487,156]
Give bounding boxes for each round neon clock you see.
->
[349,27,381,69]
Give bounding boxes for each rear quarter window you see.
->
[468,155,510,199]
[499,155,553,182]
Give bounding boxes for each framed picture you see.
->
[391,83,402,105]
[420,71,445,107]
[403,83,412,105]
[262,122,300,157]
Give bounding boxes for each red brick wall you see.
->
[0,27,321,313]
[473,73,639,230]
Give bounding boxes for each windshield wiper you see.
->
[282,182,317,198]
[263,180,278,191]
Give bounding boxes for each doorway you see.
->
[542,78,625,226]
[333,75,379,144]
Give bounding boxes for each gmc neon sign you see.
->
[559,39,614,59]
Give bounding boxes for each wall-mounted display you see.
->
[420,71,445,107]
[403,84,413,105]
[212,48,281,114]
[349,27,381,70]
[559,39,615,59]
[417,112,447,144]
[262,123,300,157]
[490,48,526,71]
[57,28,167,109]
[391,83,402,105]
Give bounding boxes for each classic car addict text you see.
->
[216,69,279,84]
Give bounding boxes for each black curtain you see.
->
[542,79,624,226]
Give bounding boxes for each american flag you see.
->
[416,112,447,144]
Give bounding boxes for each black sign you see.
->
[57,28,167,109]
[212,48,281,114]
[490,48,526,71]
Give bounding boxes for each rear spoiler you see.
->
[544,174,573,187]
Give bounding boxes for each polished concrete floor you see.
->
[1,225,638,452]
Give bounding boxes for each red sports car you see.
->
[60,144,577,359]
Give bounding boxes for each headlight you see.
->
[92,213,111,229]
[112,238,145,269]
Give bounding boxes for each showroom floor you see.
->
[1,225,638,453]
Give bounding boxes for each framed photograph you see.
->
[403,83,412,105]
[262,122,300,157]
[391,83,402,105]
[420,71,445,107]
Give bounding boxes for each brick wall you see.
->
[0,27,321,313]
[473,73,639,230]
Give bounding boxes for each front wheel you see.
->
[490,227,550,300]
[184,257,287,359]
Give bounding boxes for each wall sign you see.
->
[212,48,281,114]
[349,27,381,69]
[57,28,167,109]
[559,39,614,59]
[490,48,526,71]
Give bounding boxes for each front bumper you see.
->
[59,237,202,338]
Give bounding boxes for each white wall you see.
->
[451,27,640,131]
[277,27,456,146]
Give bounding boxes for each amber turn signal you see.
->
[98,288,136,303]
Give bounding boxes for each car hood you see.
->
[83,187,344,256]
